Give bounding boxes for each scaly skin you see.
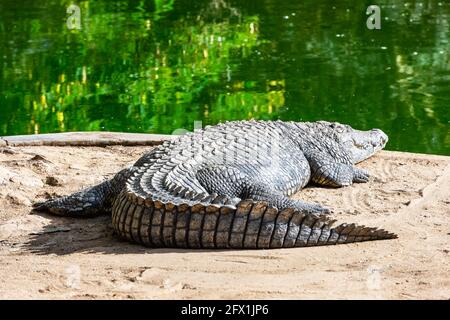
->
[33,120,396,248]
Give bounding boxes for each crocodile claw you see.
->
[353,168,370,183]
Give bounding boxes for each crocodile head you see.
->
[321,121,388,163]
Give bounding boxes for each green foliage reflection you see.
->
[0,0,448,155]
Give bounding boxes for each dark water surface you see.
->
[0,0,449,155]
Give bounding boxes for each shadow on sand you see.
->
[22,210,229,256]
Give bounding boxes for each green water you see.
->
[0,0,449,155]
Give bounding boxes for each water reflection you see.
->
[0,0,448,155]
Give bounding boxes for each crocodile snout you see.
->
[371,129,388,149]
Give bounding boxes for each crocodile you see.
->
[33,120,397,248]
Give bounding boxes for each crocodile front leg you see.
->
[307,150,370,187]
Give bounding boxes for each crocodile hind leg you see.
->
[196,166,330,214]
[243,181,330,214]
[32,167,133,217]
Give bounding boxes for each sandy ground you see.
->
[0,145,449,299]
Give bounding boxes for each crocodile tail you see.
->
[289,216,398,247]
[226,200,397,248]
[111,194,397,249]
